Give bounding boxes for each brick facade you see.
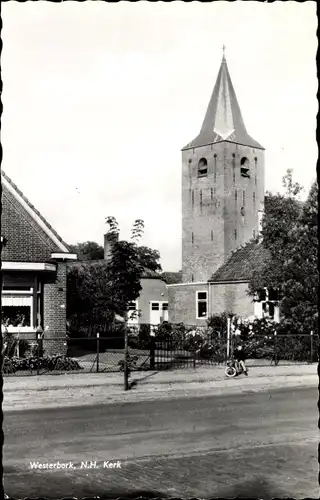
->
[43,262,68,355]
[2,182,63,262]
[1,172,72,351]
[182,142,265,283]
[168,281,254,325]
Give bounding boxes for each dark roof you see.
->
[182,56,264,151]
[1,170,70,251]
[209,240,270,282]
[68,260,165,280]
[160,271,183,284]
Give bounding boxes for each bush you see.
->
[118,353,139,376]
[154,322,186,349]
[138,324,151,349]
[2,355,83,374]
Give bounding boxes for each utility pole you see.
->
[123,310,129,391]
[227,316,231,360]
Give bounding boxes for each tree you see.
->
[280,180,318,333]
[69,241,104,261]
[248,170,318,334]
[67,218,161,334]
[105,217,161,316]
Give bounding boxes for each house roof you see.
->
[68,260,166,280]
[182,53,264,151]
[1,170,70,253]
[209,240,270,282]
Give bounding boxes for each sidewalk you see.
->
[3,364,318,412]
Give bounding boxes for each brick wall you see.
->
[181,142,265,283]
[168,281,254,325]
[43,262,67,355]
[138,278,168,323]
[2,185,62,262]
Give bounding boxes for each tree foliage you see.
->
[67,218,161,334]
[69,241,104,261]
[248,169,318,334]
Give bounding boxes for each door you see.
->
[150,302,161,325]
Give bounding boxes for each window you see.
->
[191,274,194,282]
[214,155,217,182]
[162,303,168,311]
[235,190,237,202]
[211,188,213,200]
[198,158,208,177]
[151,302,160,311]
[211,230,214,241]
[196,291,208,319]
[1,287,34,331]
[192,232,194,244]
[240,157,250,178]
[200,190,203,207]
[192,190,194,207]
[254,288,280,321]
[234,229,237,240]
[128,302,137,311]
[253,229,256,239]
[232,153,236,182]
[243,190,246,206]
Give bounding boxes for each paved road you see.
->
[4,386,318,499]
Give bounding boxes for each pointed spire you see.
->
[222,44,226,62]
[182,52,264,150]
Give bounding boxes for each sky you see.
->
[1,2,317,271]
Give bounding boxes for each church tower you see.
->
[181,49,265,283]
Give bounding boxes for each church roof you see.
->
[209,240,270,283]
[182,52,264,151]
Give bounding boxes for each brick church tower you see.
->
[181,49,265,283]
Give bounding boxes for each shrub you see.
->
[154,322,186,349]
[118,353,139,376]
[2,355,83,374]
[138,324,151,349]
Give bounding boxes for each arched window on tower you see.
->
[254,157,257,185]
[232,153,236,183]
[198,158,208,177]
[240,157,250,178]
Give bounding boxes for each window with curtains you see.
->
[1,286,34,330]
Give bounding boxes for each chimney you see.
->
[104,232,119,262]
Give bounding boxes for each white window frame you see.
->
[2,288,34,332]
[196,290,208,320]
[254,287,280,323]
[127,300,139,324]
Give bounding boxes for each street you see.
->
[4,386,318,499]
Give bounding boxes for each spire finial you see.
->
[222,44,226,61]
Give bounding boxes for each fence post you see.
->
[96,332,100,373]
[274,331,278,366]
[310,331,313,364]
[150,333,155,370]
[37,333,40,376]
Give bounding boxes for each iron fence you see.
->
[1,325,318,376]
